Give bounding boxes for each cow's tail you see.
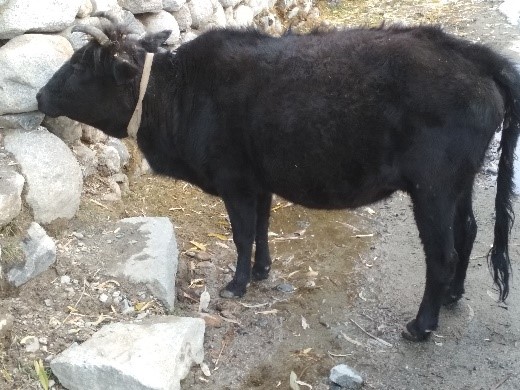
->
[488,63,520,301]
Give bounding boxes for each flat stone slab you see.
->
[50,316,205,390]
[108,217,178,310]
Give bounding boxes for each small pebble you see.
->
[276,283,296,293]
[99,293,109,303]
[60,275,71,284]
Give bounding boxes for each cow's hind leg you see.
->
[220,194,257,298]
[403,191,458,341]
[252,192,273,281]
[444,190,477,305]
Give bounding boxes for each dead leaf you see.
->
[189,278,205,288]
[200,362,211,377]
[301,316,310,330]
[189,240,207,251]
[289,371,301,390]
[208,233,229,241]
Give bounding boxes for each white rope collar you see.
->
[127,52,154,139]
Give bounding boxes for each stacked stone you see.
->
[0,0,319,227]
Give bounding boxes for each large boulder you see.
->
[0,0,83,39]
[3,128,83,224]
[51,317,205,390]
[0,34,73,115]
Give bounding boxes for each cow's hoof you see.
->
[219,281,246,299]
[252,265,271,281]
[401,320,431,342]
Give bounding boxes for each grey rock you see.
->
[98,144,121,176]
[0,313,14,343]
[7,223,57,287]
[276,283,295,293]
[0,34,73,115]
[107,138,130,168]
[163,0,186,12]
[0,112,45,131]
[51,316,205,390]
[4,128,83,224]
[119,0,163,14]
[73,142,99,178]
[329,364,363,390]
[109,217,178,309]
[82,124,109,144]
[173,5,192,32]
[42,117,82,145]
[0,0,82,39]
[188,0,214,29]
[218,0,241,8]
[0,168,25,226]
[138,10,180,45]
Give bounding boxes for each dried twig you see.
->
[349,318,393,347]
[491,374,513,390]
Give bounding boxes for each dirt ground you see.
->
[2,0,520,389]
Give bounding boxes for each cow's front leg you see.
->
[252,192,273,281]
[219,194,257,298]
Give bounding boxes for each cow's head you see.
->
[37,17,171,138]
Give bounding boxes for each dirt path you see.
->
[2,1,520,389]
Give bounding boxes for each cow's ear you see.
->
[140,30,171,52]
[113,59,138,84]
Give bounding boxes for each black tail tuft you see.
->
[487,110,520,302]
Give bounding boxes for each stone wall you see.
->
[0,0,320,227]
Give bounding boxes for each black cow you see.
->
[37,19,520,341]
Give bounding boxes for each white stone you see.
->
[97,144,121,176]
[173,5,192,32]
[0,34,73,115]
[218,0,240,8]
[4,128,83,224]
[119,0,163,14]
[73,143,98,178]
[330,364,364,389]
[138,10,180,45]
[233,5,254,27]
[188,0,214,29]
[42,117,82,145]
[499,0,520,26]
[0,0,82,39]
[77,0,94,18]
[209,2,226,27]
[246,0,269,16]
[7,223,57,287]
[90,0,121,12]
[51,317,205,390]
[163,0,186,12]
[0,168,25,226]
[181,31,198,43]
[109,217,178,309]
